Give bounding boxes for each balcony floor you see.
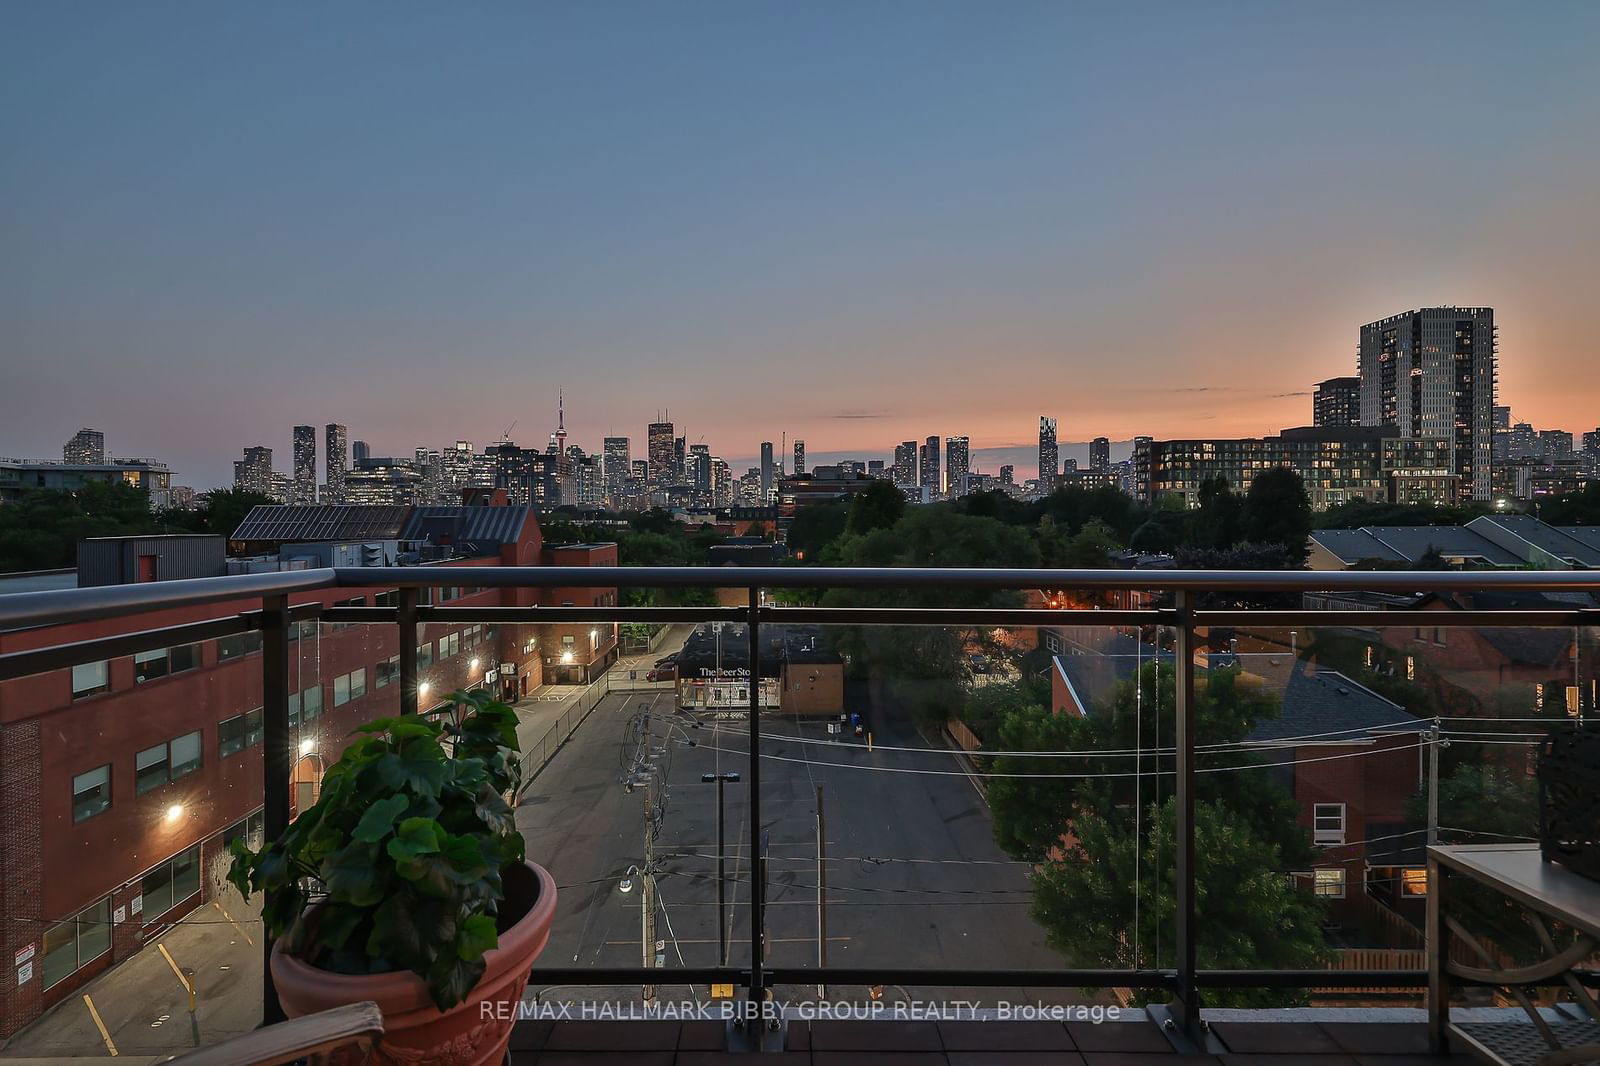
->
[507,1016,1477,1064]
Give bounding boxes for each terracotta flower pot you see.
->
[270,861,557,1066]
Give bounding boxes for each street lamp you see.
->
[701,771,741,966]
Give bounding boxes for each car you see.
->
[654,652,678,667]
[647,664,677,682]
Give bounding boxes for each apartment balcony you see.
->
[1,565,1598,1064]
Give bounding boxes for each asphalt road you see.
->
[518,681,1082,1007]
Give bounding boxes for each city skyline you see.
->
[5,4,1600,487]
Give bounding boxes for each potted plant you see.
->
[229,689,556,1066]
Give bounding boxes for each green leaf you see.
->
[313,902,366,951]
[368,895,426,966]
[457,914,498,962]
[352,794,409,843]
[386,817,443,862]
[322,842,385,907]
[374,741,447,796]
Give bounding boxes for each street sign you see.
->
[655,939,665,952]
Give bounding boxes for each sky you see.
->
[3,2,1599,488]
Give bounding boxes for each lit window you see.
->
[1314,803,1346,845]
[1567,686,1581,718]
[1314,868,1346,898]
[1535,683,1545,712]
[1363,646,1374,669]
[1406,656,1416,681]
[1402,868,1428,896]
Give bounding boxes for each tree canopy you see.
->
[0,482,163,572]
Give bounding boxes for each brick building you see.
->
[0,501,617,1036]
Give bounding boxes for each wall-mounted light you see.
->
[470,657,480,672]
[165,803,184,823]
[561,651,574,664]
[419,681,431,698]
[299,737,315,756]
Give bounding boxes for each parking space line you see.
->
[213,899,253,945]
[157,942,196,1012]
[82,994,117,1056]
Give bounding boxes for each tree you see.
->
[1407,764,1537,845]
[844,479,905,536]
[1243,468,1312,561]
[1539,482,1600,525]
[0,482,162,572]
[1190,476,1244,550]
[1057,517,1120,569]
[785,498,850,562]
[985,664,1326,1005]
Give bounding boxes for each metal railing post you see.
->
[398,589,419,715]
[746,586,765,1006]
[1171,590,1201,1040]
[261,594,291,1025]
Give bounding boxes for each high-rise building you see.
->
[63,428,105,465]
[233,446,274,497]
[674,437,687,484]
[1132,436,1153,501]
[919,435,940,495]
[711,456,734,507]
[893,441,917,487]
[351,440,371,464]
[324,424,349,503]
[867,459,885,478]
[441,440,478,493]
[793,439,806,477]
[1089,436,1111,473]
[1358,307,1495,501]
[760,441,775,502]
[1540,429,1575,462]
[291,425,317,504]
[689,443,712,494]
[603,437,630,501]
[647,422,674,487]
[1313,377,1362,428]
[1000,464,1015,486]
[944,436,970,496]
[1038,417,1059,495]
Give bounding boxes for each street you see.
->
[518,678,1077,1006]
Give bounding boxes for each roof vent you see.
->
[1337,686,1350,696]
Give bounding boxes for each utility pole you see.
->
[815,785,827,998]
[702,771,740,968]
[643,776,657,1003]
[1427,719,1442,847]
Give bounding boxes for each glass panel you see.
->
[170,643,200,673]
[170,844,201,906]
[40,918,79,990]
[76,898,112,966]
[140,860,173,920]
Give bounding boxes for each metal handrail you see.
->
[4,564,1598,1042]
[6,563,1600,629]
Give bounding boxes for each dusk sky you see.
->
[4,2,1599,488]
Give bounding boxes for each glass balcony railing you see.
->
[1,564,1597,1058]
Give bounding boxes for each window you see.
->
[218,709,263,758]
[418,643,433,670]
[223,810,264,852]
[170,731,202,778]
[134,644,200,684]
[1313,868,1346,898]
[72,661,109,700]
[374,590,399,608]
[301,685,322,721]
[40,897,112,990]
[72,765,111,822]
[135,743,170,794]
[376,656,399,688]
[1401,868,1429,897]
[442,632,459,658]
[1535,683,1545,712]
[1406,656,1416,681]
[1568,686,1581,718]
[1313,803,1346,846]
[139,844,201,921]
[288,620,317,642]
[334,669,366,706]
[217,632,263,662]
[1363,646,1374,669]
